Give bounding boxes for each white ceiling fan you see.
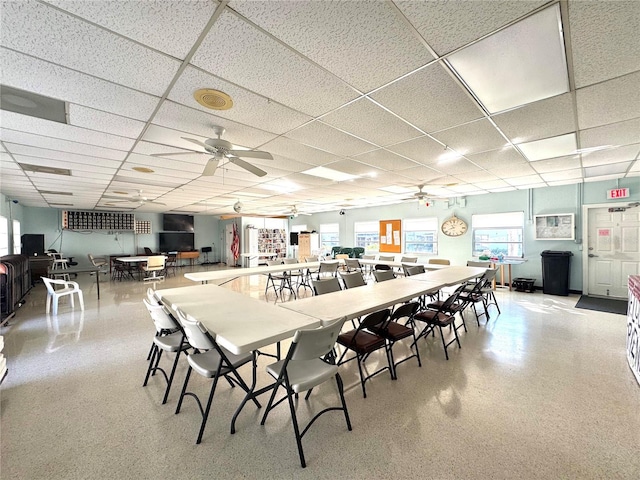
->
[102,189,166,206]
[151,126,273,177]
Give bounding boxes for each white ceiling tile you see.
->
[529,156,581,173]
[323,160,387,177]
[0,0,180,96]
[576,72,640,130]
[1,111,134,151]
[371,63,483,133]
[455,171,501,184]
[432,119,507,155]
[493,93,576,143]
[0,49,159,121]
[390,165,447,184]
[579,118,640,149]
[352,149,419,171]
[386,135,446,165]
[467,147,528,170]
[151,102,277,149]
[447,4,569,113]
[395,0,547,56]
[286,121,376,157]
[473,179,511,190]
[568,0,640,88]
[191,10,359,117]
[490,164,538,178]
[168,66,311,135]
[581,144,640,167]
[583,174,628,183]
[540,168,582,182]
[2,143,124,169]
[505,174,544,186]
[48,0,218,59]
[1,131,127,161]
[260,137,343,167]
[68,105,146,139]
[231,0,431,92]
[321,98,422,147]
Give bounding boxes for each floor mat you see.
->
[575,295,628,315]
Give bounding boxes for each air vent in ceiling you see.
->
[20,163,71,176]
[1,85,67,123]
[193,89,233,110]
[39,190,73,195]
[49,203,74,207]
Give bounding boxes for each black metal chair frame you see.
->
[175,324,261,444]
[369,302,422,379]
[413,289,463,360]
[336,309,394,398]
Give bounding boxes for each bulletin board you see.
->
[379,219,402,253]
[534,213,575,240]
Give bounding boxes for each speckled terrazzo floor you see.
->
[1,264,638,479]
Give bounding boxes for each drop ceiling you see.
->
[0,0,638,216]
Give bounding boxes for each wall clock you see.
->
[441,215,468,237]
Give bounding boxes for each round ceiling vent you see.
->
[194,89,233,110]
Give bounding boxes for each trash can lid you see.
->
[540,250,573,256]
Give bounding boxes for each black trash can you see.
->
[540,250,573,296]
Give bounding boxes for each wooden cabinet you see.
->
[298,233,319,260]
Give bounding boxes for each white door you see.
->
[225,224,235,266]
[587,206,640,298]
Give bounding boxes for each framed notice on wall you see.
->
[534,213,575,240]
[379,219,402,253]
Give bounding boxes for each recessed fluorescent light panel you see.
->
[584,163,631,178]
[301,166,358,182]
[258,180,300,194]
[447,4,569,113]
[517,133,577,161]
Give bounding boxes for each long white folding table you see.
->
[278,277,441,323]
[406,266,488,286]
[155,283,320,433]
[184,260,338,285]
[357,258,450,271]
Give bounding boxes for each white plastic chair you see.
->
[42,277,84,315]
[143,255,165,282]
[260,317,351,468]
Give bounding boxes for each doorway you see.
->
[583,202,640,298]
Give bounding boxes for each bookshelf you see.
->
[258,228,286,258]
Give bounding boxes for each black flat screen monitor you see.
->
[163,214,194,232]
[159,233,194,252]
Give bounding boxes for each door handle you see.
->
[588,254,598,257]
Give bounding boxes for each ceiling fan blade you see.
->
[228,149,273,160]
[151,151,206,157]
[228,156,267,177]
[146,201,166,206]
[181,137,209,149]
[202,158,219,176]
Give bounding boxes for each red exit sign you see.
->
[607,188,630,199]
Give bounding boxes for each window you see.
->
[354,221,379,253]
[319,223,339,250]
[404,218,438,254]
[12,220,21,254]
[472,212,524,258]
[0,216,8,257]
